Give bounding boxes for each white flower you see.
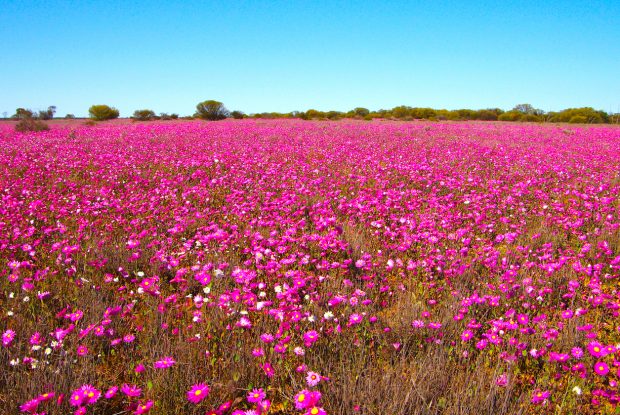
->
[137,271,145,277]
[572,386,582,395]
[202,286,211,294]
[10,358,20,366]
[274,285,282,293]
[9,292,15,299]
[323,311,334,320]
[44,347,52,355]
[307,315,316,322]
[7,311,14,317]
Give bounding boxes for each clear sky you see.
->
[1,0,619,117]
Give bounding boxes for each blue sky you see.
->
[1,0,619,117]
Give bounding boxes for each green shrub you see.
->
[89,105,120,121]
[132,109,156,121]
[195,100,229,120]
[569,115,588,124]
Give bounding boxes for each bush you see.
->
[38,106,56,120]
[15,118,49,132]
[195,100,229,121]
[569,115,588,124]
[230,110,245,119]
[498,111,522,122]
[132,109,156,121]
[12,108,34,120]
[89,105,120,121]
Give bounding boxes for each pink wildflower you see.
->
[187,383,209,404]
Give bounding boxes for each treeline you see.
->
[6,102,620,129]
[249,104,617,124]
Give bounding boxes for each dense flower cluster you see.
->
[1,120,619,414]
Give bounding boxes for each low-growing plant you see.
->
[14,117,49,132]
[89,104,120,121]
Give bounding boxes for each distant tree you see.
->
[89,105,120,121]
[352,107,370,118]
[548,107,607,124]
[391,106,412,119]
[512,103,544,116]
[132,109,156,121]
[38,105,56,120]
[411,108,437,119]
[2,111,7,119]
[230,110,245,119]
[475,109,502,121]
[65,114,75,119]
[305,109,324,120]
[325,111,343,120]
[195,100,229,120]
[13,108,34,120]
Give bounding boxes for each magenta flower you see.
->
[2,329,16,347]
[81,384,101,405]
[121,384,142,398]
[187,383,209,404]
[69,390,85,407]
[303,330,319,346]
[305,407,327,415]
[516,314,529,325]
[294,389,320,410]
[194,271,211,286]
[154,356,176,369]
[306,371,321,387]
[247,388,266,403]
[261,362,275,378]
[594,361,609,376]
[104,386,118,399]
[134,400,154,414]
[587,342,605,357]
[531,390,550,404]
[19,398,40,413]
[348,313,363,326]
[461,330,473,342]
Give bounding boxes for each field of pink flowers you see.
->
[1,120,619,415]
